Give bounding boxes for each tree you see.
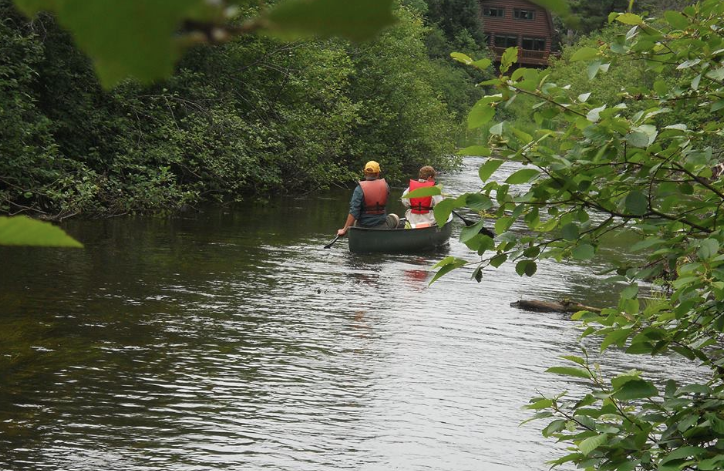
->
[441,0,724,468]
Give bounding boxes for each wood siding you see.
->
[479,0,555,66]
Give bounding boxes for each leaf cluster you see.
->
[449,1,724,468]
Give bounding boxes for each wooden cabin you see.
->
[478,0,556,67]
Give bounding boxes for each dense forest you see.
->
[0,0,490,219]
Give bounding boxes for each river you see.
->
[0,157,700,470]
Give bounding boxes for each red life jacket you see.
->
[360,179,388,214]
[409,179,435,214]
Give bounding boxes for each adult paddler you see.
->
[336,161,400,237]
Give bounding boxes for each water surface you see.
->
[0,158,701,470]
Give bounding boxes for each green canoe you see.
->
[348,217,453,254]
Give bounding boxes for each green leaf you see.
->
[587,60,601,80]
[625,130,653,148]
[697,238,720,260]
[579,433,609,456]
[546,366,592,379]
[472,58,492,70]
[631,238,664,252]
[712,100,724,112]
[699,456,724,471]
[14,0,213,87]
[654,80,668,96]
[621,284,639,300]
[515,260,537,277]
[677,58,701,70]
[478,159,503,184]
[587,105,606,122]
[561,355,585,366]
[612,379,658,400]
[659,446,707,465]
[505,168,539,184]
[572,244,595,260]
[0,216,83,248]
[664,11,689,30]
[433,199,458,227]
[403,186,442,199]
[706,67,724,81]
[570,47,600,62]
[561,223,579,241]
[624,130,646,149]
[495,216,514,234]
[450,52,474,65]
[525,398,553,410]
[458,145,491,156]
[490,253,507,268]
[467,104,496,130]
[625,191,648,216]
[512,127,532,144]
[460,221,487,243]
[601,329,632,352]
[615,13,643,25]
[264,0,396,42]
[429,257,467,284]
[466,194,493,211]
[500,47,518,73]
[14,0,396,87]
[540,418,566,437]
[489,121,505,136]
[611,373,640,390]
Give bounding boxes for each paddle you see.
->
[451,210,495,238]
[323,234,340,249]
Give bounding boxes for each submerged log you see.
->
[510,299,601,314]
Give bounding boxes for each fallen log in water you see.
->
[510,299,601,313]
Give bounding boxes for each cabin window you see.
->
[522,37,546,51]
[483,7,504,17]
[494,35,518,48]
[514,8,536,20]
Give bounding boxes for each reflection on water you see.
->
[0,158,702,470]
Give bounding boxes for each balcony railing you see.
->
[490,47,552,66]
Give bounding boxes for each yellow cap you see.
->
[364,160,380,174]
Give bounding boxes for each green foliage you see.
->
[0,0,461,218]
[450,0,724,468]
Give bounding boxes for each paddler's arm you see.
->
[337,214,356,236]
[338,185,363,236]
